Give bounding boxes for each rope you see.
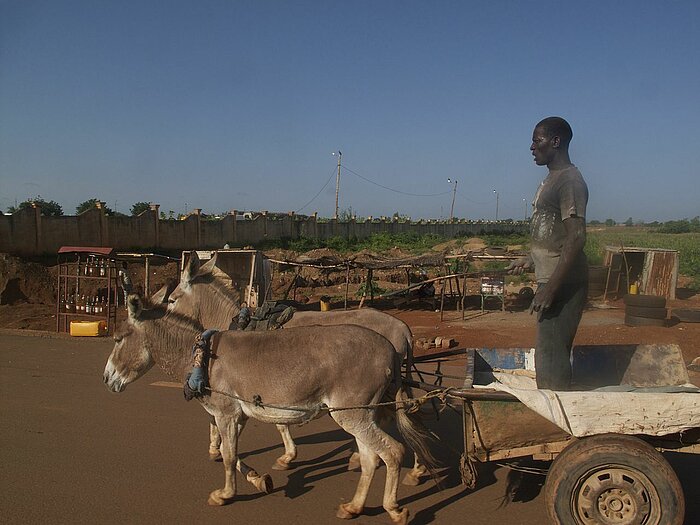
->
[495,462,549,476]
[205,386,462,416]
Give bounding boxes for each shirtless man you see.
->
[509,117,589,390]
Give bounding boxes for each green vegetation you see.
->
[656,217,700,234]
[261,232,449,254]
[355,280,386,298]
[478,232,529,247]
[130,202,151,216]
[76,199,115,215]
[7,196,63,216]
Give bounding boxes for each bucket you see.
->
[320,296,332,312]
[629,283,639,295]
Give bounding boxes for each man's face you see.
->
[530,126,559,166]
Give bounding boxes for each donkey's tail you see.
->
[394,386,441,482]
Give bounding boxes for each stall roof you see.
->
[271,252,447,270]
[58,246,114,256]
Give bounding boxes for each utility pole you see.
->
[493,190,499,221]
[447,178,458,222]
[332,151,342,220]
[523,198,528,220]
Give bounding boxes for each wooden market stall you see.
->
[603,246,679,300]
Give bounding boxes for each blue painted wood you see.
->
[473,348,533,371]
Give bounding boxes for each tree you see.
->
[624,217,634,227]
[8,196,63,216]
[130,202,151,216]
[76,199,114,215]
[604,218,616,227]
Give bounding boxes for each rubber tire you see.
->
[623,294,666,308]
[625,314,667,327]
[625,305,668,319]
[671,308,700,323]
[519,286,534,299]
[544,434,685,525]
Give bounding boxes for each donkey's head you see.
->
[103,295,154,392]
[167,252,241,329]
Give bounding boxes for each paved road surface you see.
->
[1,333,697,524]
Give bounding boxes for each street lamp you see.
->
[523,198,528,220]
[447,178,458,222]
[493,190,499,221]
[331,151,342,220]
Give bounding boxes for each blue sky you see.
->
[1,1,699,222]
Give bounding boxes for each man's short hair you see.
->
[536,117,573,146]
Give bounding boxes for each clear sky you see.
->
[1,1,699,222]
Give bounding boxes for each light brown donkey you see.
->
[164,252,428,486]
[103,295,436,524]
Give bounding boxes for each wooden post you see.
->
[344,263,350,310]
[144,256,150,298]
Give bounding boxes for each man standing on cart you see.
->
[508,117,588,390]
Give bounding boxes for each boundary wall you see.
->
[1,205,528,256]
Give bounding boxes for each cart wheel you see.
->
[544,434,685,525]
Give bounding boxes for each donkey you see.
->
[103,296,436,524]
[166,252,428,485]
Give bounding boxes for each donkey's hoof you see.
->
[255,473,273,494]
[401,472,421,486]
[207,489,232,506]
[347,454,361,472]
[336,503,360,520]
[208,451,223,462]
[389,508,409,525]
[272,459,291,471]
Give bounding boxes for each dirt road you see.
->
[1,333,545,525]
[1,330,698,524]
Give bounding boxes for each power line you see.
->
[343,164,452,198]
[455,189,488,205]
[295,167,337,213]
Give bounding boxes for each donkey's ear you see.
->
[150,282,173,304]
[127,294,143,320]
[182,252,201,284]
[199,252,218,275]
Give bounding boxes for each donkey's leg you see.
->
[401,453,428,486]
[271,424,297,470]
[333,411,408,524]
[237,459,273,494]
[374,430,408,525]
[208,414,239,506]
[208,420,222,461]
[336,439,379,519]
[235,420,273,494]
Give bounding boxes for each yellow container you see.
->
[320,299,331,312]
[629,283,639,295]
[70,320,108,337]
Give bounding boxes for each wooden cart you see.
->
[405,345,699,525]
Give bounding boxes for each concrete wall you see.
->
[0,206,528,256]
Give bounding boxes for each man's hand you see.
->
[507,256,533,275]
[529,283,555,319]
